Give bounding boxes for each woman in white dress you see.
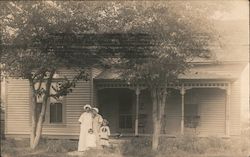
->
[78,104,96,151]
[92,107,103,148]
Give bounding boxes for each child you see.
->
[99,119,110,148]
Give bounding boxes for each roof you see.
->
[94,62,248,81]
[94,69,123,80]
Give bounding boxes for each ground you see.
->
[1,135,249,157]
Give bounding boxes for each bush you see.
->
[113,135,240,157]
[158,134,236,155]
[159,134,207,154]
[45,139,77,153]
[1,138,31,156]
[1,138,17,155]
[1,136,249,157]
[120,137,155,157]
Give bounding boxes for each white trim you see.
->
[4,78,8,134]
[135,86,140,136]
[180,83,185,135]
[225,84,231,136]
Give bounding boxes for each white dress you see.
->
[99,126,110,147]
[93,114,103,146]
[78,112,96,151]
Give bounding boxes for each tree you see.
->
[0,1,155,148]
[112,3,220,150]
[0,1,107,148]
[1,1,227,150]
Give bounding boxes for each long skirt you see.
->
[78,128,96,151]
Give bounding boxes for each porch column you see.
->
[135,86,140,136]
[225,84,231,136]
[180,84,186,135]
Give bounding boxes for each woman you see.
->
[78,104,96,151]
[92,107,103,148]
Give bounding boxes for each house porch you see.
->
[94,79,232,137]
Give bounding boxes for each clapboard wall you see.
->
[5,79,30,135]
[145,88,227,136]
[5,69,93,137]
[5,66,245,138]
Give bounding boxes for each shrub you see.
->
[120,137,155,157]
[45,139,77,153]
[1,138,32,156]
[158,134,237,155]
[1,138,17,155]
[205,136,232,152]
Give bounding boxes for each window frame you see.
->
[31,79,67,126]
[46,97,66,125]
[49,101,63,124]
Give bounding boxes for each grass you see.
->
[1,134,249,157]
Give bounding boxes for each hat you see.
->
[84,104,91,110]
[92,107,99,113]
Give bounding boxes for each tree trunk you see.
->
[30,96,48,149]
[152,118,161,150]
[31,100,47,149]
[29,82,37,148]
[151,88,160,150]
[151,87,167,151]
[30,70,55,149]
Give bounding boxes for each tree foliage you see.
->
[0,1,227,149]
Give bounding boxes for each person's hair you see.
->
[84,107,90,112]
[102,119,109,126]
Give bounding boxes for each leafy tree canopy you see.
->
[0,1,233,149]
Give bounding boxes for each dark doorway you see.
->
[98,88,134,134]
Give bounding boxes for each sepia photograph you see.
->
[0,1,249,157]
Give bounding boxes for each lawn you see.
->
[1,135,249,157]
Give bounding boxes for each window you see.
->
[184,104,200,128]
[49,102,63,123]
[33,81,65,124]
[49,81,65,124]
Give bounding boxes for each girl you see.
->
[99,119,110,148]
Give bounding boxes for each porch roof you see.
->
[94,62,246,81]
[94,69,235,80]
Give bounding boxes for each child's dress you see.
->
[99,126,110,147]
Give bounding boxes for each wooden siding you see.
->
[230,79,241,135]
[6,79,30,134]
[194,88,226,136]
[5,69,92,136]
[42,69,92,135]
[5,66,243,137]
[162,88,226,136]
[240,63,249,128]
